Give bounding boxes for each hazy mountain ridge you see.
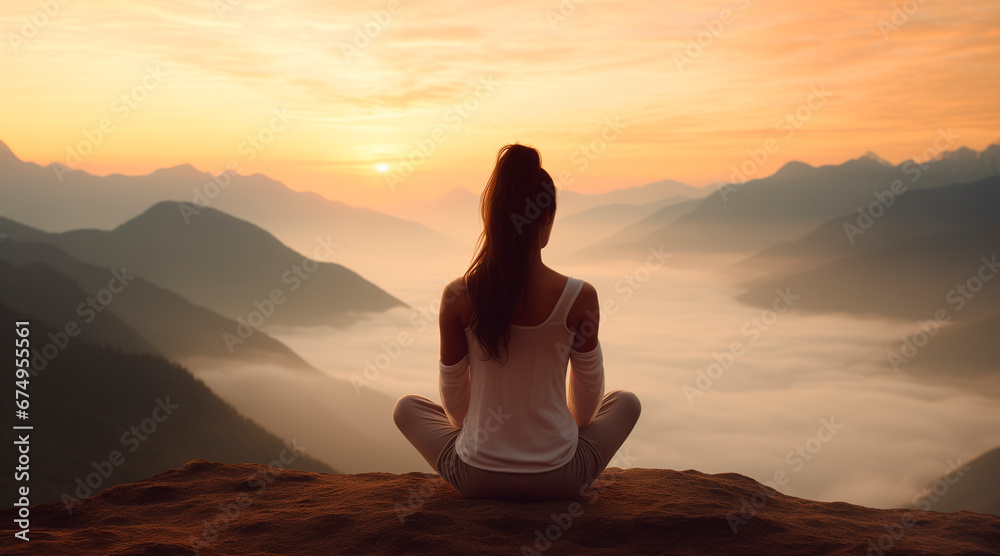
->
[376,186,482,244]
[729,174,1000,283]
[375,179,708,248]
[0,303,336,507]
[0,140,463,280]
[0,202,406,328]
[737,225,1000,323]
[914,447,1000,517]
[0,169,432,475]
[903,312,1000,378]
[576,197,703,257]
[733,174,1000,352]
[597,143,1000,256]
[556,179,709,215]
[0,259,155,356]
[0,236,428,475]
[546,196,698,261]
[722,169,1000,393]
[0,239,313,368]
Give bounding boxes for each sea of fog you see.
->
[268,256,1000,510]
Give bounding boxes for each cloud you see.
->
[273,254,1000,508]
[2,0,998,205]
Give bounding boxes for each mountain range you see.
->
[914,447,1000,516]
[375,179,710,253]
[0,303,335,507]
[0,224,427,475]
[585,145,1000,257]
[0,141,462,281]
[736,174,1000,323]
[0,241,311,367]
[729,173,1000,282]
[0,202,405,327]
[0,169,432,475]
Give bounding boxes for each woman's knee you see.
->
[392,394,424,430]
[610,390,641,422]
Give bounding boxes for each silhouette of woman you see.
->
[393,143,641,501]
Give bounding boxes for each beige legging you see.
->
[392,390,641,502]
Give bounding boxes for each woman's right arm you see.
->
[567,281,605,428]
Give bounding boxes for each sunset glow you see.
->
[2,0,998,207]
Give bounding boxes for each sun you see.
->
[375,162,389,173]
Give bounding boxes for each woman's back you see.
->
[441,268,601,365]
[446,275,586,472]
[509,270,572,326]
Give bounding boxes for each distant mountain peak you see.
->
[859,150,894,167]
[633,179,686,190]
[132,199,224,222]
[939,146,976,160]
[0,140,23,166]
[150,164,204,179]
[115,201,294,253]
[773,160,814,177]
[439,187,479,201]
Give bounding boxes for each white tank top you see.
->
[453,277,586,473]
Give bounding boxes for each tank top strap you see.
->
[551,277,584,325]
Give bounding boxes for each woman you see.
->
[393,143,641,502]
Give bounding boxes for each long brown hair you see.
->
[465,143,557,363]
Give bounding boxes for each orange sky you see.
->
[2,0,998,207]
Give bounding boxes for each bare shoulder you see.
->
[567,279,598,323]
[570,279,599,317]
[443,275,468,295]
[441,275,471,323]
[576,280,598,307]
[567,279,600,350]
